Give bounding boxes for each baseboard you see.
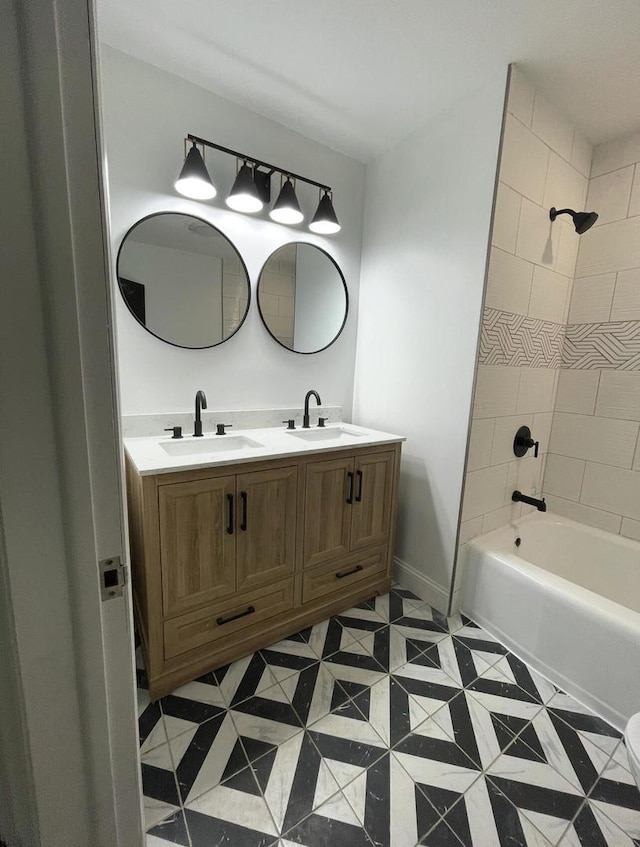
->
[393,557,449,614]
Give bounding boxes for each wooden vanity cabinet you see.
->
[126,442,401,699]
[302,450,395,568]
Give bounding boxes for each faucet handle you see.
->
[533,440,539,458]
[318,417,329,428]
[216,423,233,435]
[164,426,183,439]
[282,419,296,430]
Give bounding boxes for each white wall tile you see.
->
[531,94,574,162]
[555,370,600,415]
[507,66,535,128]
[473,366,521,418]
[621,517,640,542]
[635,436,640,471]
[550,412,639,467]
[490,414,534,465]
[544,453,585,500]
[595,371,640,421]
[459,516,484,544]
[586,166,634,226]
[629,164,640,217]
[516,368,557,414]
[543,494,622,533]
[554,219,581,279]
[467,417,495,471]
[533,411,553,453]
[514,454,545,497]
[611,268,640,320]
[500,115,550,205]
[491,182,521,253]
[462,463,509,520]
[482,504,520,533]
[591,130,640,178]
[568,274,616,323]
[543,152,587,213]
[516,197,560,268]
[581,463,640,520]
[528,266,570,324]
[485,248,534,314]
[571,131,593,178]
[575,216,640,277]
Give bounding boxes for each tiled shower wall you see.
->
[454,67,592,601]
[544,129,640,540]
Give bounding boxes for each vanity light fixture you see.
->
[226,159,264,214]
[175,141,216,200]
[269,176,304,224]
[176,134,341,234]
[309,189,341,235]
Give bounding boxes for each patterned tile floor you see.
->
[137,585,640,846]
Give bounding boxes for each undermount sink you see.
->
[161,435,264,456]
[288,425,369,443]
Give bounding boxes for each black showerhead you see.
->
[549,207,599,234]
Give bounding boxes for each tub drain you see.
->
[514,537,521,547]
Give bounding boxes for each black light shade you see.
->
[270,178,304,225]
[309,191,341,234]
[549,207,598,234]
[226,161,264,213]
[175,143,216,199]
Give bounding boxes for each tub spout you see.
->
[512,490,547,512]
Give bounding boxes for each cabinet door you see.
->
[350,451,395,552]
[236,466,298,592]
[159,476,236,616]
[303,456,354,568]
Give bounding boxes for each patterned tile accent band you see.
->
[563,321,640,370]
[480,309,564,368]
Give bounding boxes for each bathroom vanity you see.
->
[125,423,404,699]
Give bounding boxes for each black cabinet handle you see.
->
[216,605,255,626]
[346,471,355,504]
[240,491,248,531]
[227,493,234,534]
[355,470,363,502]
[336,564,363,580]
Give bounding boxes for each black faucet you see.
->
[512,490,547,512]
[302,390,321,429]
[194,390,207,437]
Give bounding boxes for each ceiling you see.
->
[97,0,640,162]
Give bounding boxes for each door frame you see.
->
[1,0,142,844]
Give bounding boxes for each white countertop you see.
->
[124,422,405,476]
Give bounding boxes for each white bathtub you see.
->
[461,511,640,730]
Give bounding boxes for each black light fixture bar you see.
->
[186,133,331,193]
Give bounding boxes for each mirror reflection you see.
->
[117,213,250,349]
[258,243,348,354]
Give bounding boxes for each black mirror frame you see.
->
[116,211,251,350]
[257,242,349,355]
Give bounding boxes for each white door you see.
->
[1,0,143,844]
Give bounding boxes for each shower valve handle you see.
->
[513,425,540,459]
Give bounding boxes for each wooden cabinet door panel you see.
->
[159,477,236,616]
[303,456,353,568]
[236,466,298,592]
[350,451,395,552]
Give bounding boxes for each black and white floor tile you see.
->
[137,585,639,847]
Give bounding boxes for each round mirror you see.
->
[257,243,348,353]
[116,212,250,349]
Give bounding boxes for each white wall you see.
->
[100,47,365,417]
[353,71,507,612]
